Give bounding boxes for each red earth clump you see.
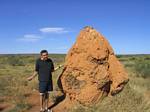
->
[54,26,129,111]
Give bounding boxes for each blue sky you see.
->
[0,0,149,54]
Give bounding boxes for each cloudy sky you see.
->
[0,0,149,54]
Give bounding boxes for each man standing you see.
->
[27,50,61,112]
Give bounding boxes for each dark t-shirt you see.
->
[35,58,54,81]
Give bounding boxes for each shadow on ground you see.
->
[49,69,66,109]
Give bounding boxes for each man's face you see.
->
[41,52,48,60]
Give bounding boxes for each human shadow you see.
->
[48,67,67,109]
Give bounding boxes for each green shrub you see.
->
[134,60,150,78]
[6,56,25,66]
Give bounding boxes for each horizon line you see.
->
[0,53,150,55]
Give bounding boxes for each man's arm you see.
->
[27,59,39,81]
[53,64,63,72]
[27,71,38,81]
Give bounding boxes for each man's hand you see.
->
[27,71,38,81]
[58,64,63,68]
[54,64,63,71]
[27,76,33,81]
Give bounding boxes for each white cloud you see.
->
[18,34,42,42]
[39,27,69,33]
[17,27,70,43]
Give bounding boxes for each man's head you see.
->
[40,50,48,60]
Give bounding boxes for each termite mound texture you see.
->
[59,26,129,106]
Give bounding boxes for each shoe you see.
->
[46,109,52,112]
[40,109,45,112]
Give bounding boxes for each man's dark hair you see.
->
[40,50,48,55]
